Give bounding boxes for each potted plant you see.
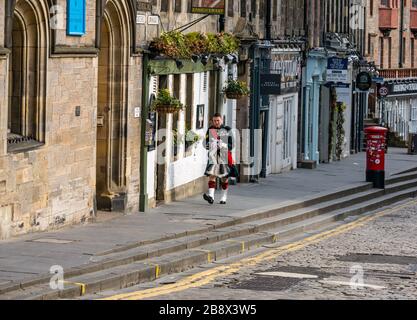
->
[151,89,183,114]
[223,79,250,99]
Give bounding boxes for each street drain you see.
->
[336,253,417,265]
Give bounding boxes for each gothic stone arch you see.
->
[7,0,48,146]
[96,0,136,210]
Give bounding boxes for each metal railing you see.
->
[379,68,417,79]
[376,99,411,142]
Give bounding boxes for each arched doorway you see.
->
[96,0,131,211]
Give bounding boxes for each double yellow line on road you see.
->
[101,199,417,300]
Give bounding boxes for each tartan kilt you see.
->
[204,163,230,178]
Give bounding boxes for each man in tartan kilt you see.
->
[203,113,238,205]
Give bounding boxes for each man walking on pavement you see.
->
[203,113,238,205]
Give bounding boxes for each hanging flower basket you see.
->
[154,104,181,114]
[223,79,250,100]
[225,92,244,100]
[152,89,183,114]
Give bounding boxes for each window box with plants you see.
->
[148,31,240,61]
[151,89,183,114]
[223,79,250,100]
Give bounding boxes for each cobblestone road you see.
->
[90,199,417,300]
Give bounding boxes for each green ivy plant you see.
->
[335,102,346,161]
[328,89,337,161]
[329,99,347,161]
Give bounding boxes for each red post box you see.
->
[365,126,388,189]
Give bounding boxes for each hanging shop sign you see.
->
[191,0,225,15]
[356,71,372,91]
[326,57,349,83]
[260,74,282,96]
[270,50,301,94]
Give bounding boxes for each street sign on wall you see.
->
[67,0,86,36]
[191,0,225,14]
[137,1,152,12]
[378,81,417,97]
[326,57,348,83]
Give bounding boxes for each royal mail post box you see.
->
[365,126,388,189]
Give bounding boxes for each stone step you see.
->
[1,178,417,300]
[1,172,417,297]
[385,171,417,185]
[3,185,416,300]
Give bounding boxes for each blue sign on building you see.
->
[327,57,348,70]
[326,57,349,83]
[67,0,86,36]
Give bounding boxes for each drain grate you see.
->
[336,253,417,265]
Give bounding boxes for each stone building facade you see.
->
[365,0,417,142]
[0,0,144,239]
[366,0,417,70]
[365,0,417,70]
[0,0,332,239]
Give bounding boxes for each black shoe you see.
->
[220,201,226,205]
[203,193,214,204]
